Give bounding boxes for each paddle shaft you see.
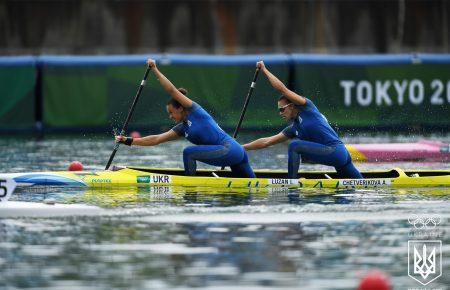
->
[221,68,260,170]
[105,66,151,170]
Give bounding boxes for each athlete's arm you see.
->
[116,129,180,146]
[257,61,306,106]
[243,132,288,150]
[147,58,193,108]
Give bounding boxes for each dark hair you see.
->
[278,95,292,104]
[167,88,188,108]
[178,88,187,95]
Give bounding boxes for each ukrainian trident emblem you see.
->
[408,240,442,285]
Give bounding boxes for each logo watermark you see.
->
[407,214,444,289]
[408,240,442,285]
[408,215,444,239]
[408,214,441,230]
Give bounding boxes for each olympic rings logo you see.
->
[408,215,441,229]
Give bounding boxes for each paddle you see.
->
[105,66,151,170]
[221,67,260,170]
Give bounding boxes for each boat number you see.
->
[0,179,6,198]
[0,178,16,202]
[152,175,170,183]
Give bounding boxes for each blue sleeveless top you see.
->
[281,98,342,146]
[171,102,232,145]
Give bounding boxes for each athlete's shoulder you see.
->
[281,123,296,139]
[189,102,214,121]
[187,101,200,112]
[171,123,185,136]
[305,98,316,107]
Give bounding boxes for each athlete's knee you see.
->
[231,162,255,178]
[337,162,363,179]
[331,146,353,168]
[244,166,256,178]
[288,140,302,153]
[183,146,197,158]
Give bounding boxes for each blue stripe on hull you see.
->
[14,174,86,187]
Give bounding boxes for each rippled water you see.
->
[0,133,449,290]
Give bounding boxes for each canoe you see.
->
[2,166,450,190]
[346,140,450,162]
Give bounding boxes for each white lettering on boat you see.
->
[91,178,112,183]
[268,179,299,186]
[151,175,171,184]
[337,179,391,188]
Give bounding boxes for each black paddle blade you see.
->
[105,66,151,170]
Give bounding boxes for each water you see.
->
[0,133,449,290]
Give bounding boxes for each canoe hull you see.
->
[2,167,450,190]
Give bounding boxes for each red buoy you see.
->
[68,161,84,171]
[130,131,141,138]
[358,269,391,290]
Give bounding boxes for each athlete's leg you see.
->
[183,144,232,175]
[183,141,255,177]
[183,141,248,175]
[336,161,363,178]
[291,141,363,179]
[230,152,256,178]
[334,148,363,179]
[287,139,335,179]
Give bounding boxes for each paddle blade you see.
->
[105,143,120,170]
[0,177,17,202]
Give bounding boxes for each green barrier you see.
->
[43,66,108,127]
[295,61,450,128]
[0,58,36,131]
[42,55,290,133]
[109,64,289,131]
[16,54,450,134]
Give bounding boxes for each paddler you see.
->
[115,59,255,178]
[243,61,363,179]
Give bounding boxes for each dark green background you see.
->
[1,56,449,133]
[296,64,450,128]
[0,65,36,130]
[42,63,289,131]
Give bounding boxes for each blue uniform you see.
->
[172,102,255,177]
[281,98,362,179]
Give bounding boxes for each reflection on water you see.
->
[1,206,449,289]
[11,185,450,209]
[0,134,450,289]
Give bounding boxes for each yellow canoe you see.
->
[7,166,450,190]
